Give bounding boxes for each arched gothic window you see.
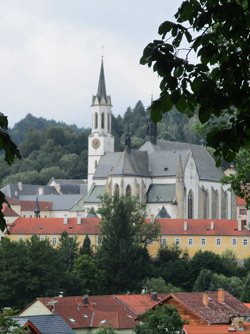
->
[95,160,97,168]
[94,113,98,129]
[114,184,119,196]
[101,112,105,129]
[126,185,131,197]
[188,190,194,219]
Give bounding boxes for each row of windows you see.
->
[19,236,58,245]
[160,237,249,247]
[114,184,131,196]
[239,208,247,215]
[94,112,111,131]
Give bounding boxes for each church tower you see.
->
[146,107,157,145]
[88,59,114,190]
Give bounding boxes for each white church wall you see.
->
[184,153,199,219]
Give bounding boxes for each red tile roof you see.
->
[1,202,19,217]
[29,296,137,329]
[8,217,250,237]
[183,323,250,334]
[5,195,52,211]
[152,291,250,325]
[237,197,247,206]
[8,217,100,235]
[154,219,250,236]
[115,294,167,315]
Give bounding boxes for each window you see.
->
[148,239,154,246]
[52,237,57,246]
[243,238,248,246]
[242,220,247,226]
[188,238,193,246]
[30,215,32,218]
[19,236,24,241]
[95,160,97,168]
[114,184,119,196]
[161,237,167,246]
[240,208,247,215]
[175,238,180,246]
[201,238,206,246]
[94,113,98,129]
[40,236,45,241]
[126,185,131,196]
[101,112,105,129]
[232,238,237,246]
[188,190,194,219]
[216,238,221,246]
[108,113,111,131]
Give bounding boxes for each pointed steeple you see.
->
[92,59,111,106]
[176,154,184,180]
[146,98,157,145]
[34,195,40,218]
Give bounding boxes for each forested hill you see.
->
[1,101,204,187]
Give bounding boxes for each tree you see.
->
[192,269,213,292]
[134,305,185,334]
[0,113,21,232]
[79,235,93,256]
[0,309,23,334]
[97,193,160,293]
[141,0,250,165]
[57,231,80,272]
[73,254,106,295]
[95,323,117,334]
[144,277,182,294]
[240,272,250,302]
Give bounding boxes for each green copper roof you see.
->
[147,184,175,203]
[84,184,105,203]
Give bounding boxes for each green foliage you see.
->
[193,269,214,292]
[0,113,21,233]
[210,273,243,299]
[79,234,93,256]
[95,323,117,334]
[157,244,182,264]
[141,0,250,165]
[221,148,250,209]
[0,309,23,334]
[57,231,80,272]
[97,193,160,293]
[73,254,106,295]
[134,305,185,334]
[240,272,250,302]
[144,277,182,294]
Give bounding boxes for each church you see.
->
[85,60,236,220]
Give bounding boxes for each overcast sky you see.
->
[0,0,183,129]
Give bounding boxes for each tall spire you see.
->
[34,195,40,218]
[146,106,157,145]
[97,59,107,103]
[125,123,131,152]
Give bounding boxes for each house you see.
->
[146,290,250,326]
[6,216,250,259]
[11,314,74,333]
[237,197,250,230]
[19,294,164,334]
[85,60,236,220]
[182,321,250,334]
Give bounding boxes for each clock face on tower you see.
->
[92,138,100,149]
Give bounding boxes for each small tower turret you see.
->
[146,103,157,145]
[34,195,40,218]
[125,124,131,152]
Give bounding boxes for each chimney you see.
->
[38,187,44,196]
[218,288,225,303]
[83,295,89,305]
[238,220,242,231]
[184,221,187,231]
[150,214,154,224]
[203,292,208,307]
[211,221,214,230]
[151,292,157,301]
[18,182,22,191]
[2,307,11,314]
[77,216,81,225]
[233,317,244,331]
[59,291,64,298]
[64,215,68,225]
